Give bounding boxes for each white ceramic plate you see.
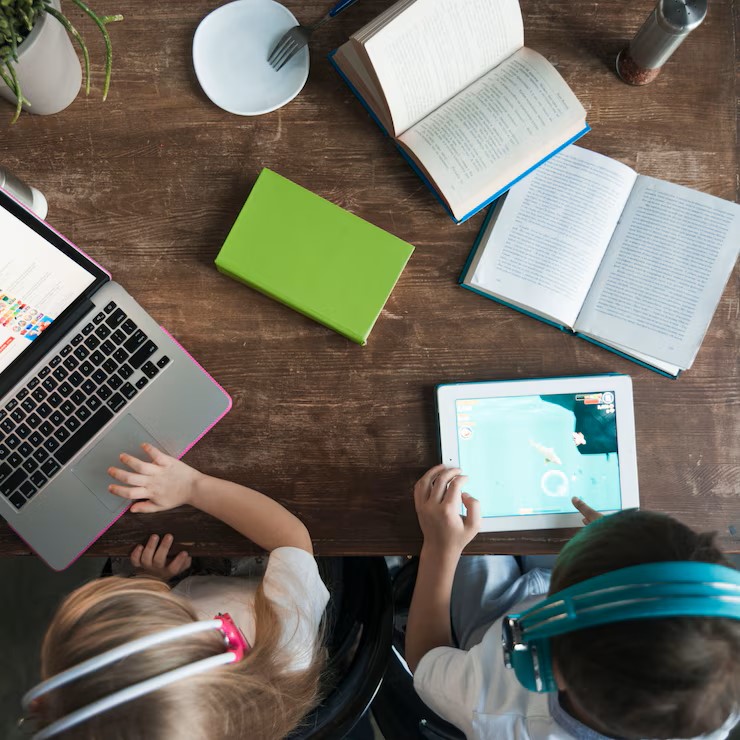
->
[193,0,309,116]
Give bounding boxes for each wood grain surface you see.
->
[0,0,737,557]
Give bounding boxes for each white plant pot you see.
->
[0,0,82,115]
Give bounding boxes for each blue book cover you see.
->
[329,49,589,225]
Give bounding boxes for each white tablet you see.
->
[437,375,639,532]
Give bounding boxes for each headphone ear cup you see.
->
[511,638,557,693]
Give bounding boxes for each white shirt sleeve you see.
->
[262,547,330,672]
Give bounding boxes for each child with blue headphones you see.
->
[406,465,740,739]
[21,443,329,739]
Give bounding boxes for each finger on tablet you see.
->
[572,496,602,524]
[443,475,468,508]
[431,467,462,502]
[462,492,481,534]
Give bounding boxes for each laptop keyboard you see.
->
[0,301,171,511]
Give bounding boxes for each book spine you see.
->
[458,205,499,284]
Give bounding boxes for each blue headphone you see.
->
[502,561,740,693]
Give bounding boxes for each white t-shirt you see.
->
[414,595,738,740]
[173,547,329,672]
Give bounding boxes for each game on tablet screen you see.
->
[455,391,621,518]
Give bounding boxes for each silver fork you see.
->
[268,0,360,72]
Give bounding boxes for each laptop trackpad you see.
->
[71,415,163,513]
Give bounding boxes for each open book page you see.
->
[359,0,524,137]
[576,176,740,369]
[463,146,637,327]
[399,48,586,221]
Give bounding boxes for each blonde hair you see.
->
[36,575,326,739]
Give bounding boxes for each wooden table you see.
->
[1,0,737,557]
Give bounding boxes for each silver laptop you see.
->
[0,188,231,570]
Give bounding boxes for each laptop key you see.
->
[53,367,67,381]
[157,355,170,369]
[9,491,25,509]
[50,356,62,368]
[130,341,158,369]
[80,361,94,376]
[39,422,53,437]
[118,364,133,379]
[21,398,35,413]
[69,372,84,387]
[10,408,24,423]
[19,480,36,498]
[37,403,52,418]
[16,425,30,439]
[71,333,84,346]
[0,419,12,434]
[41,459,61,478]
[28,377,40,390]
[1,469,26,497]
[104,301,116,314]
[107,393,126,413]
[0,410,6,421]
[112,348,128,364]
[124,330,147,353]
[92,369,107,385]
[106,308,126,328]
[0,445,7,461]
[74,346,89,361]
[55,407,114,466]
[0,463,11,482]
[63,356,78,371]
[48,392,63,408]
[85,335,100,350]
[43,438,59,453]
[50,411,64,426]
[82,322,95,336]
[16,388,29,400]
[99,386,112,400]
[39,366,52,378]
[60,345,73,357]
[93,311,106,324]
[102,360,117,374]
[91,350,105,365]
[142,361,159,379]
[111,329,126,345]
[95,325,111,340]
[121,319,136,335]
[6,399,17,411]
[101,340,115,355]
[6,434,19,449]
[18,442,32,457]
[81,380,96,395]
[29,432,43,447]
[60,401,74,417]
[39,380,53,394]
[108,375,123,391]
[8,452,21,468]
[33,448,49,463]
[65,417,81,433]
[77,405,91,421]
[71,390,85,406]
[58,382,73,397]
[121,382,137,400]
[54,426,71,442]
[22,458,38,474]
[88,396,102,411]
[30,471,47,488]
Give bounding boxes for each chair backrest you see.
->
[289,557,393,739]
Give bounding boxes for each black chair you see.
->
[290,557,394,740]
[372,558,466,740]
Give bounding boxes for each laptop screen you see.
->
[0,197,102,377]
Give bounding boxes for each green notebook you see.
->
[215,169,414,345]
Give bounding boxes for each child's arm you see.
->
[108,443,313,554]
[406,465,480,673]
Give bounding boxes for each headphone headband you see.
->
[503,561,740,693]
[23,613,249,739]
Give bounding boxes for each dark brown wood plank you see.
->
[0,0,737,558]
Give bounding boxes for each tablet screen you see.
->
[455,390,621,518]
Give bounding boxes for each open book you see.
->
[329,0,589,224]
[460,146,740,377]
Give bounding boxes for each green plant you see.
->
[0,0,123,123]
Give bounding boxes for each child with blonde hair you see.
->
[22,443,329,740]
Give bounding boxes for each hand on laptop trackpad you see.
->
[71,415,164,513]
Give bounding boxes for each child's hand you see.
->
[130,533,192,580]
[572,496,603,525]
[107,443,204,513]
[413,465,481,555]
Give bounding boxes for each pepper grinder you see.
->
[616,0,707,85]
[0,166,48,219]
